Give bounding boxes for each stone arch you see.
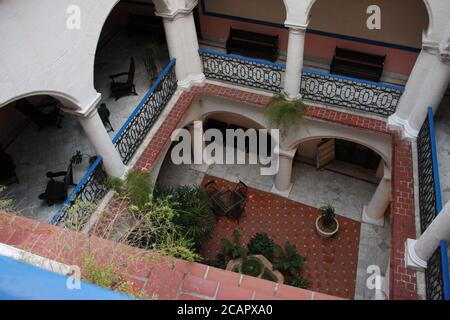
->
[0,90,84,113]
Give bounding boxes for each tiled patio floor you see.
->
[199,175,361,300]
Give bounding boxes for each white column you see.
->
[78,109,126,178]
[388,49,435,129]
[406,201,450,270]
[160,11,205,90]
[284,25,306,100]
[271,149,296,197]
[389,45,450,140]
[362,168,391,226]
[404,59,450,139]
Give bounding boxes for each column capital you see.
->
[154,0,197,20]
[64,93,102,118]
[276,148,297,159]
[405,239,427,270]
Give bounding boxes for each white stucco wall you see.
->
[0,0,122,112]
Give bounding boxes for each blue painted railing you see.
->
[0,255,132,300]
[427,107,450,300]
[50,157,108,226]
[52,60,178,226]
[113,58,177,164]
[199,49,404,116]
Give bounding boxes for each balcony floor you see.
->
[2,31,168,222]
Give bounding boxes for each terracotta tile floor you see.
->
[200,175,361,299]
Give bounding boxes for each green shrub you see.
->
[272,242,305,277]
[163,185,215,248]
[222,230,248,259]
[287,276,309,289]
[265,92,307,136]
[248,233,275,261]
[110,169,153,209]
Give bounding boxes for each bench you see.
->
[126,13,165,43]
[226,28,278,62]
[330,47,386,82]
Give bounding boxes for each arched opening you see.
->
[290,137,388,221]
[0,95,98,221]
[93,0,170,136]
[305,0,430,78]
[155,111,275,191]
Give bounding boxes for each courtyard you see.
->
[154,147,391,300]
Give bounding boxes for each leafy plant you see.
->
[273,242,305,277]
[287,275,309,289]
[240,257,264,277]
[265,92,307,136]
[144,43,161,80]
[125,196,201,262]
[160,185,215,248]
[222,230,248,259]
[82,256,148,299]
[248,233,275,261]
[61,200,97,232]
[320,204,337,229]
[110,169,153,209]
[0,186,13,211]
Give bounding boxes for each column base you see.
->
[405,239,427,270]
[284,92,302,101]
[178,73,206,90]
[362,205,385,226]
[271,183,293,198]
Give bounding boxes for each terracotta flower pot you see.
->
[315,215,339,239]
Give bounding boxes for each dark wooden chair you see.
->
[330,47,386,82]
[15,99,63,131]
[226,27,279,62]
[38,153,79,206]
[98,103,114,132]
[0,147,19,185]
[109,57,138,101]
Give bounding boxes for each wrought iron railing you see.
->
[199,49,284,92]
[113,59,177,164]
[50,157,108,226]
[198,49,404,117]
[417,107,450,300]
[301,69,403,116]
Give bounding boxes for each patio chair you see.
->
[98,103,114,132]
[109,57,138,101]
[15,99,63,131]
[0,148,19,185]
[204,180,220,197]
[38,161,76,206]
[228,199,247,224]
[234,180,249,199]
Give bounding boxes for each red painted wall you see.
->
[198,6,419,77]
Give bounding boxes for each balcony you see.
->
[199,49,404,117]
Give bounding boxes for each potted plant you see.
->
[143,43,161,81]
[315,205,339,239]
[265,92,307,136]
[239,256,265,278]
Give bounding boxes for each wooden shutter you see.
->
[316,138,336,169]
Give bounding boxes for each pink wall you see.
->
[198,6,419,77]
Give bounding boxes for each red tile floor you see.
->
[200,175,361,299]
